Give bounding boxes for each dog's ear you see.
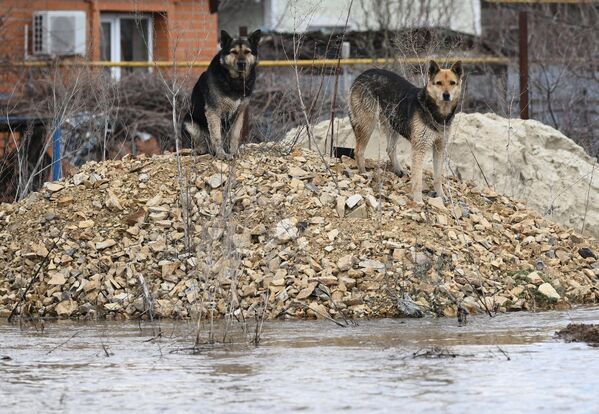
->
[220,30,233,51]
[428,60,440,79]
[248,29,262,53]
[451,60,463,79]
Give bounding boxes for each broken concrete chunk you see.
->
[206,174,227,189]
[427,197,446,210]
[274,218,298,242]
[358,259,385,271]
[45,182,64,192]
[105,190,123,211]
[95,239,117,250]
[346,194,363,209]
[538,283,560,301]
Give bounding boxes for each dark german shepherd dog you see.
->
[181,29,261,160]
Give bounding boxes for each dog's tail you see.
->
[347,79,359,129]
[180,113,193,149]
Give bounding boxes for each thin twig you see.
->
[8,238,59,323]
[47,331,80,354]
[581,163,595,234]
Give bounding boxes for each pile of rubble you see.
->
[287,112,599,239]
[0,144,597,320]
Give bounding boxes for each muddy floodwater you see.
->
[2,308,599,413]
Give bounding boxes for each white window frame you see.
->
[100,13,153,80]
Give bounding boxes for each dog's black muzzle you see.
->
[237,60,247,71]
[443,92,451,101]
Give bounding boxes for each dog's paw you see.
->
[215,150,233,161]
[412,194,424,205]
[395,169,406,178]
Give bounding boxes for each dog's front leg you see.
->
[411,144,426,204]
[206,108,231,160]
[432,138,446,199]
[229,100,249,156]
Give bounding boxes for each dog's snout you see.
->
[442,92,450,101]
[237,60,246,70]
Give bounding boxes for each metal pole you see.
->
[51,126,62,181]
[341,41,351,98]
[518,10,529,120]
[24,25,29,59]
[3,56,511,68]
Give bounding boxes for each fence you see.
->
[0,48,596,202]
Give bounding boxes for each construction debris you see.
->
[287,113,599,238]
[0,143,597,320]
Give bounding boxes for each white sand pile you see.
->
[285,113,599,238]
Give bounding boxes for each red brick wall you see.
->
[168,0,218,62]
[0,131,21,158]
[0,0,218,93]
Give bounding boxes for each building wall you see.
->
[0,0,218,94]
[219,0,481,36]
[218,0,265,36]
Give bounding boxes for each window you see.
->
[100,14,153,80]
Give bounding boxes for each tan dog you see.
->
[349,60,463,203]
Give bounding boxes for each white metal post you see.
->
[341,41,351,98]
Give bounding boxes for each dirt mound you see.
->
[556,323,599,346]
[286,113,599,238]
[0,144,598,320]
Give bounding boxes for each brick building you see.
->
[0,0,219,90]
[0,1,219,198]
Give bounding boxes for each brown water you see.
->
[1,308,599,413]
